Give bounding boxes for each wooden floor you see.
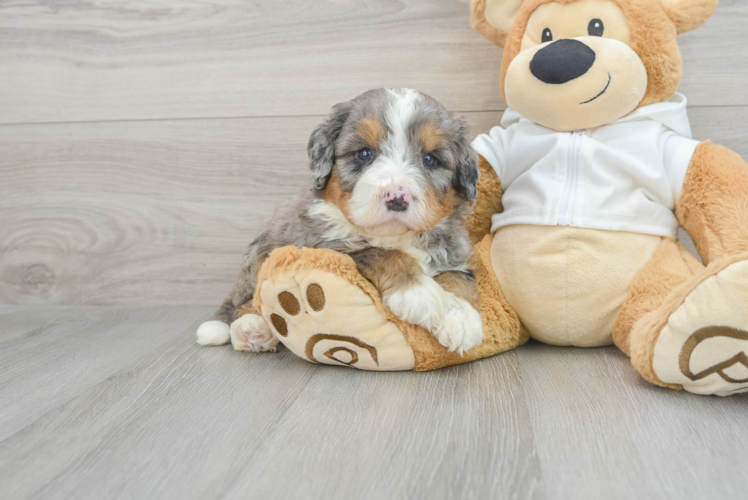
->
[2,1,748,498]
[0,305,746,500]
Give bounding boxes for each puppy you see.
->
[196,88,483,355]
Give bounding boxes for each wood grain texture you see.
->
[516,342,748,500]
[0,305,209,441]
[0,306,745,500]
[0,0,746,124]
[1,108,746,306]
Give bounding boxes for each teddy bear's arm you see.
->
[676,140,748,265]
[465,155,504,245]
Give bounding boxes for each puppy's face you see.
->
[308,89,478,237]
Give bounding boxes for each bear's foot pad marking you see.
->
[259,268,415,371]
[654,260,748,396]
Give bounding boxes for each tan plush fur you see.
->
[465,156,504,245]
[467,0,748,395]
[663,0,718,34]
[677,140,748,266]
[254,243,527,372]
[470,0,511,48]
[490,0,684,107]
[628,251,748,389]
[612,237,703,355]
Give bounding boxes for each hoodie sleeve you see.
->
[662,130,700,204]
[471,125,513,184]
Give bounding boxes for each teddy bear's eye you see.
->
[542,27,553,43]
[588,19,604,37]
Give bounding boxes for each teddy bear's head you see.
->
[471,0,717,131]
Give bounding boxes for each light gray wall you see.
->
[1,0,746,305]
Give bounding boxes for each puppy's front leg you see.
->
[351,249,483,354]
[433,271,483,354]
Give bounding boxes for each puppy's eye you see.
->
[423,153,437,169]
[542,28,553,43]
[357,147,374,162]
[588,19,604,37]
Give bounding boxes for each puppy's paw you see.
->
[382,276,447,332]
[230,314,279,353]
[196,320,231,345]
[434,295,484,355]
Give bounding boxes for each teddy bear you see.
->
[248,0,748,397]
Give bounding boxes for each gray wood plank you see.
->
[0,305,210,441]
[1,306,745,500]
[0,308,319,500]
[0,0,745,124]
[0,306,540,500]
[2,107,745,306]
[516,342,748,500]
[222,353,542,500]
[0,0,502,124]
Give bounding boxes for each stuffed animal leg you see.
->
[250,244,527,371]
[620,142,748,396]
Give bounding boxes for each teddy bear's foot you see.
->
[256,251,417,371]
[229,313,279,352]
[254,244,526,371]
[637,258,748,396]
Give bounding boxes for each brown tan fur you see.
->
[254,243,527,371]
[628,251,748,389]
[471,0,511,47]
[417,121,449,153]
[465,156,504,245]
[468,0,748,391]
[356,116,385,148]
[416,187,460,234]
[486,0,683,107]
[236,302,260,319]
[322,170,353,219]
[349,248,424,296]
[663,0,718,34]
[434,272,481,310]
[676,141,748,266]
[612,237,703,355]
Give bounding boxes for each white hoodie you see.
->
[472,93,701,237]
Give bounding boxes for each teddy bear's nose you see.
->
[530,39,596,84]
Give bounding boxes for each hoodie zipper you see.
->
[557,130,585,226]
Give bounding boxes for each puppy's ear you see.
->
[662,0,718,34]
[308,101,352,190]
[452,125,480,203]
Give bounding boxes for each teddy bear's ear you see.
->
[662,0,718,34]
[470,0,523,48]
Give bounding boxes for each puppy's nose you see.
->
[384,186,412,212]
[530,39,596,84]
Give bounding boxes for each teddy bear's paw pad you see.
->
[229,313,279,353]
[259,269,415,371]
[654,260,748,396]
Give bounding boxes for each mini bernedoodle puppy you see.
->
[196,88,484,355]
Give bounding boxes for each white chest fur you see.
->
[308,201,437,276]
